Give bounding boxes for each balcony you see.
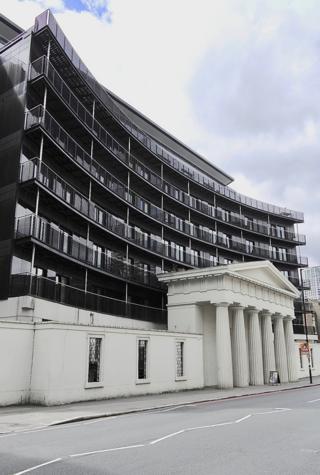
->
[32,10,304,222]
[29,56,306,245]
[19,159,196,268]
[15,214,163,290]
[9,273,166,324]
[20,157,308,269]
[23,108,308,268]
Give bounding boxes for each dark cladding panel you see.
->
[0,35,31,298]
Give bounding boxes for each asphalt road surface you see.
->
[1,385,320,475]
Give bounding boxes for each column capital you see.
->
[259,309,272,317]
[272,312,284,321]
[284,315,295,321]
[247,307,259,316]
[229,303,245,311]
[213,302,229,307]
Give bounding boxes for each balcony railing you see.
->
[29,56,306,245]
[20,158,205,268]
[15,214,163,289]
[33,10,304,221]
[9,273,166,323]
[24,108,308,267]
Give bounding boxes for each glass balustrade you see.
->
[28,56,306,245]
[19,152,308,268]
[24,106,308,263]
[33,10,304,221]
[9,273,166,323]
[15,214,163,289]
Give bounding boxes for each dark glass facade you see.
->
[0,10,307,324]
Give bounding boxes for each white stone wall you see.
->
[295,337,320,378]
[0,321,203,406]
[0,322,34,405]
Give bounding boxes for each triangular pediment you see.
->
[158,260,301,298]
[228,261,300,296]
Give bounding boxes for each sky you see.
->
[2,0,320,265]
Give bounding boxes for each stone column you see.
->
[215,302,233,389]
[260,310,276,384]
[273,314,289,383]
[284,316,298,382]
[247,308,264,385]
[231,305,249,387]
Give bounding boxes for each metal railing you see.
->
[29,55,306,245]
[20,158,203,267]
[9,273,166,323]
[15,214,163,289]
[23,108,308,267]
[33,10,304,221]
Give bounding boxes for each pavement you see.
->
[0,375,319,435]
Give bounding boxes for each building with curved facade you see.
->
[0,10,308,327]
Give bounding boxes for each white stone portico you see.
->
[158,261,300,389]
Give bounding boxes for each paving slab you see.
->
[0,376,319,434]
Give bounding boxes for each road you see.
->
[1,385,320,475]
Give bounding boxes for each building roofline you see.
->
[0,13,23,34]
[107,88,234,186]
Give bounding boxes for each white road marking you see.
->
[150,430,185,445]
[7,405,296,473]
[187,422,234,431]
[83,416,117,425]
[307,398,320,403]
[12,458,62,474]
[70,444,145,458]
[149,404,200,414]
[235,414,252,423]
[255,408,291,415]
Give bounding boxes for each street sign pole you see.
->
[300,268,312,384]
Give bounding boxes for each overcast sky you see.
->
[3,0,319,265]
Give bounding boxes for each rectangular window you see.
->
[245,240,254,254]
[278,248,287,261]
[176,341,185,378]
[138,339,148,380]
[270,246,277,260]
[276,225,285,239]
[88,337,102,383]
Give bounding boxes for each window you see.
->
[95,208,104,225]
[222,209,230,222]
[176,341,185,378]
[87,337,102,383]
[244,216,253,229]
[137,339,148,380]
[270,246,277,260]
[278,248,287,261]
[245,240,254,254]
[190,249,199,266]
[276,225,285,239]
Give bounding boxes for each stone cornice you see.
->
[158,260,300,299]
